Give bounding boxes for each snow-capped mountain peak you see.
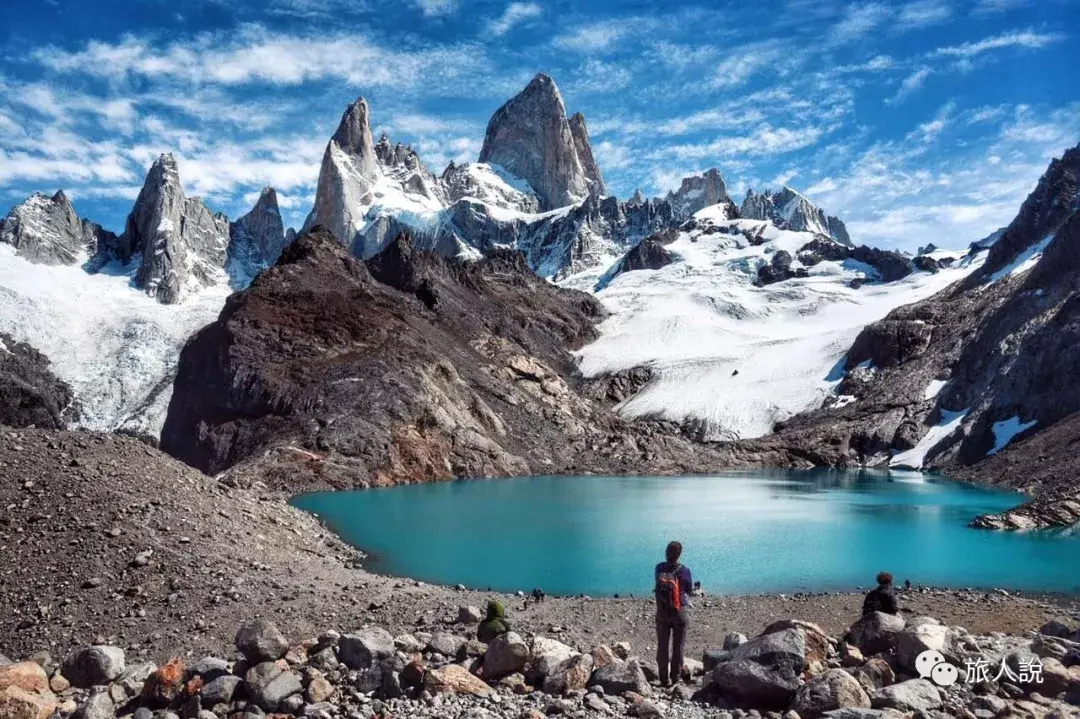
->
[0,189,116,266]
[226,186,290,287]
[740,185,852,247]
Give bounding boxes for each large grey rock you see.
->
[227,187,289,286]
[528,637,578,682]
[62,646,126,688]
[425,633,466,659]
[339,628,395,671]
[791,668,872,718]
[235,620,289,664]
[121,153,229,304]
[727,628,807,676]
[200,675,242,706]
[845,612,905,656]
[478,73,591,211]
[895,622,949,674]
[1040,617,1076,639]
[542,653,594,695]
[588,659,649,697]
[243,662,302,711]
[74,689,116,719]
[822,710,906,718]
[711,658,800,710]
[871,679,942,712]
[0,190,116,265]
[483,631,529,680]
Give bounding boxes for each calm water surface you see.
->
[290,470,1080,596]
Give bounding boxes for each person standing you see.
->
[655,540,693,687]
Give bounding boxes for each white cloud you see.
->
[32,27,492,94]
[593,140,632,171]
[972,0,1031,15]
[487,2,542,36]
[933,29,1066,57]
[662,125,832,161]
[655,108,765,136]
[711,42,783,88]
[888,67,933,104]
[553,22,626,53]
[415,0,457,17]
[567,59,632,94]
[897,0,953,29]
[907,102,956,143]
[832,3,891,43]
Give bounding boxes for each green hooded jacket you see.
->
[476,599,510,644]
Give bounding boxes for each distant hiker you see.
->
[862,571,899,616]
[532,588,546,603]
[477,599,511,643]
[655,540,693,687]
[904,579,912,591]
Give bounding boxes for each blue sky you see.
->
[0,0,1076,251]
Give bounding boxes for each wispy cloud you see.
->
[907,101,956,143]
[832,3,892,43]
[414,0,457,17]
[711,42,784,88]
[888,67,933,104]
[933,29,1066,57]
[553,21,626,53]
[971,0,1031,15]
[662,125,833,161]
[897,0,953,29]
[487,2,542,36]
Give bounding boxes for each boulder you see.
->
[791,668,872,718]
[304,676,334,704]
[1031,633,1080,662]
[727,628,807,676]
[821,710,906,718]
[0,664,48,696]
[426,633,466,659]
[542,654,594,695]
[1038,657,1072,697]
[711,659,800,710]
[871,679,942,712]
[703,650,727,672]
[1040,618,1075,639]
[723,633,748,650]
[483,632,529,680]
[457,606,483,625]
[852,658,895,692]
[235,620,289,664]
[243,662,302,712]
[764,619,833,672]
[72,691,113,719]
[141,659,185,706]
[0,686,57,719]
[528,637,577,682]
[839,643,864,667]
[588,660,650,697]
[199,675,242,706]
[591,645,618,669]
[61,647,126,688]
[845,613,905,656]
[188,658,229,682]
[339,628,395,671]
[423,665,493,697]
[895,622,949,674]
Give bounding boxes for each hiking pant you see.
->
[656,607,688,684]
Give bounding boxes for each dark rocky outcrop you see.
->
[0,333,75,429]
[478,74,594,210]
[608,233,674,278]
[755,250,809,286]
[0,191,117,266]
[666,169,729,221]
[160,229,732,490]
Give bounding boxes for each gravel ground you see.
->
[2,427,1077,666]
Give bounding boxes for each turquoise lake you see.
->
[290,470,1080,596]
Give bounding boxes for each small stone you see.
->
[199,675,241,706]
[423,665,493,697]
[305,677,334,704]
[141,658,184,707]
[235,621,289,664]
[81,579,102,590]
[457,606,483,625]
[61,647,125,688]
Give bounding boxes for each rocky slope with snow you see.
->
[741,186,852,246]
[160,230,749,490]
[0,190,117,266]
[728,144,1080,527]
[226,186,290,287]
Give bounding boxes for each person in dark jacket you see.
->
[477,599,511,643]
[862,571,899,615]
[655,540,693,687]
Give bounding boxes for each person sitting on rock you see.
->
[862,571,899,615]
[477,599,511,644]
[655,540,693,687]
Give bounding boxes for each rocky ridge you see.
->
[740,187,852,247]
[732,144,1080,527]
[226,187,290,288]
[159,229,738,490]
[0,191,117,266]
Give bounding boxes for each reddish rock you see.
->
[142,658,185,706]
